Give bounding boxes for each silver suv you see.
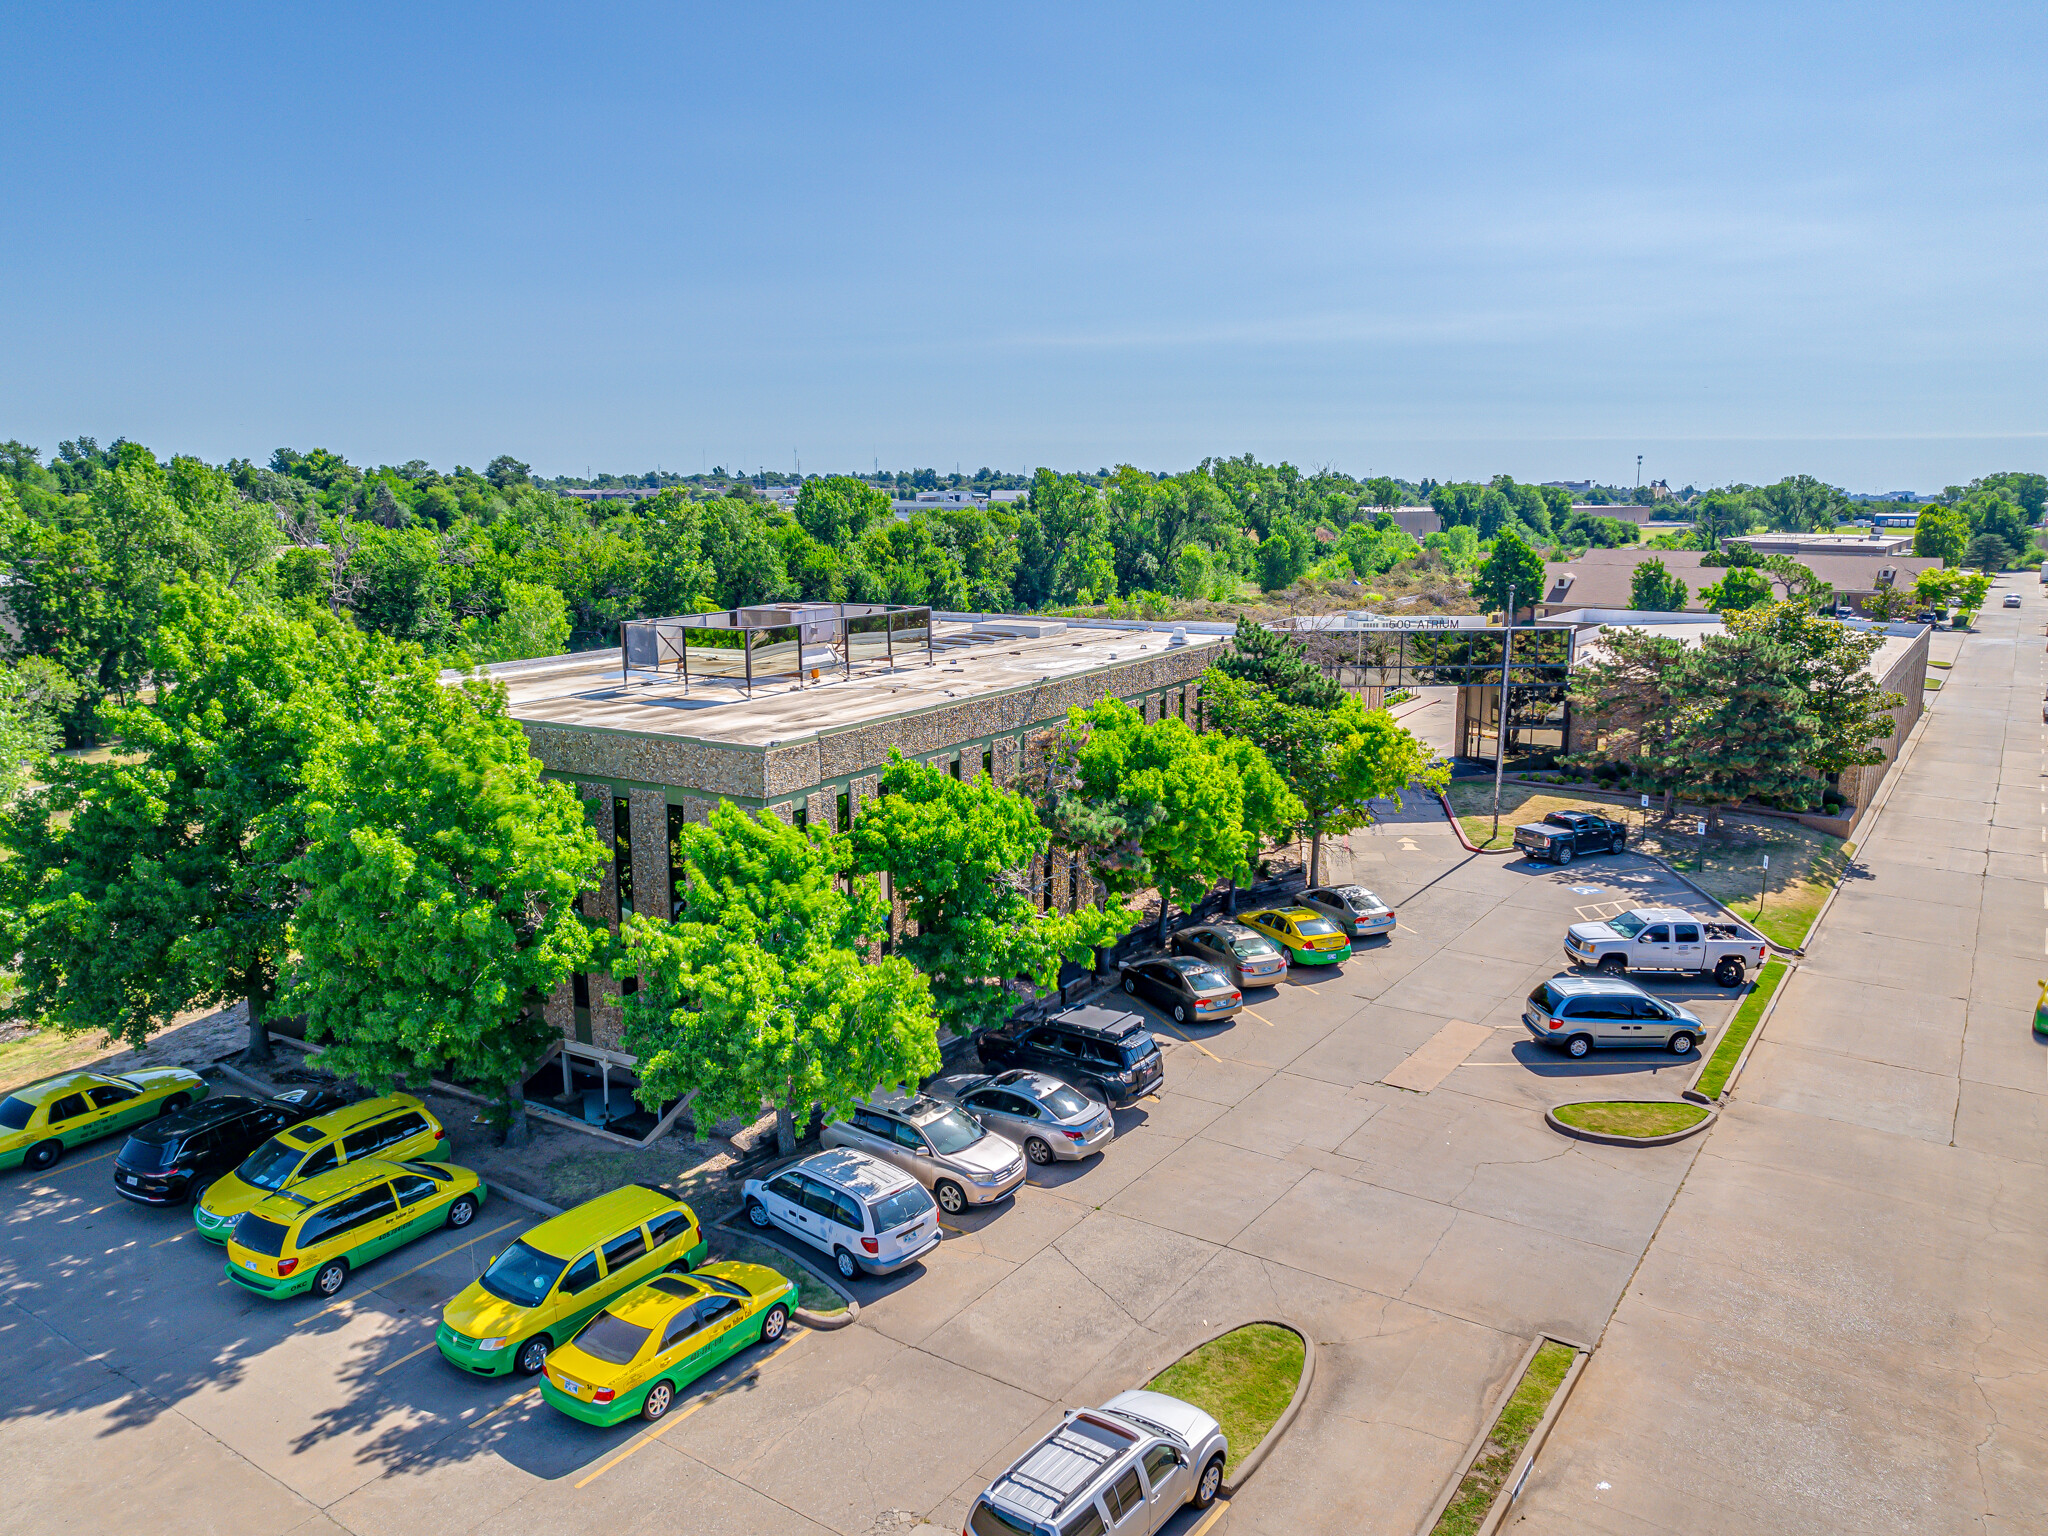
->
[741,1148,940,1280]
[1523,974,1707,1058]
[822,1091,1027,1215]
[970,1391,1227,1536]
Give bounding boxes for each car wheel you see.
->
[515,1336,550,1376]
[1556,845,1574,865]
[1668,1032,1696,1055]
[641,1380,673,1421]
[934,1180,967,1216]
[1715,958,1745,988]
[1194,1453,1225,1509]
[1172,1004,1188,1023]
[23,1139,61,1172]
[1565,1034,1593,1059]
[833,1248,860,1280]
[747,1196,772,1228]
[1123,975,1138,994]
[157,1094,189,1116]
[312,1259,349,1298]
[1598,955,1627,977]
[761,1303,789,1343]
[1024,1137,1055,1165]
[445,1194,478,1229]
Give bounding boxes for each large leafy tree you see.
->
[2,585,346,1062]
[0,656,76,808]
[1564,626,1694,815]
[618,803,938,1155]
[1699,566,1773,612]
[1668,631,1821,827]
[1912,505,1969,566]
[1723,602,1902,779]
[851,754,1125,1037]
[1629,558,1690,612]
[284,658,608,1142]
[1472,528,1545,619]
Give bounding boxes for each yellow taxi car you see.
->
[193,1093,446,1243]
[0,1067,207,1173]
[224,1157,486,1299]
[438,1182,709,1379]
[541,1260,797,1426]
[1238,906,1354,967]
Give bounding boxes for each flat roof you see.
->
[480,618,1226,748]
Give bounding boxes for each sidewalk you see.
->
[1509,587,2048,1534]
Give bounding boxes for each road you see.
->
[3,804,1748,1535]
[1512,580,2048,1535]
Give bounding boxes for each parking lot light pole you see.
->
[1491,583,1515,845]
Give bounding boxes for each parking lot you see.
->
[1,813,1745,1536]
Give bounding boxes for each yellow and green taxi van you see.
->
[0,1067,207,1173]
[438,1183,708,1379]
[542,1260,797,1426]
[194,1093,445,1243]
[1239,906,1354,967]
[225,1157,487,1300]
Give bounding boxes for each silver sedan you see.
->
[922,1070,1115,1165]
[1296,884,1396,940]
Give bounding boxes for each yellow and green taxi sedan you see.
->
[0,1067,207,1173]
[1238,906,1354,967]
[224,1157,486,1300]
[541,1261,797,1425]
[194,1092,446,1243]
[438,1183,708,1379]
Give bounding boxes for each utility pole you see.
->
[1491,582,1515,845]
[1636,454,1643,490]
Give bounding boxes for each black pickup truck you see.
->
[1512,809,1628,865]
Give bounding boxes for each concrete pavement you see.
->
[1511,579,2048,1535]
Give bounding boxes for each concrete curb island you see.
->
[1543,1101,1718,1147]
[1147,1319,1316,1497]
[712,1210,861,1329]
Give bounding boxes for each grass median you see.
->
[1429,1340,1576,1536]
[1147,1322,1305,1477]
[1552,1101,1709,1138]
[1694,959,1787,1101]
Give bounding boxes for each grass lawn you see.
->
[1428,1340,1576,1536]
[0,1025,132,1095]
[1551,1100,1709,1138]
[711,1233,848,1315]
[1445,782,1596,851]
[1694,959,1786,1100]
[1147,1322,1305,1477]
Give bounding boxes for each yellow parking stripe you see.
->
[1153,1017,1222,1061]
[49,1147,123,1174]
[1185,1497,1230,1536]
[149,1231,189,1248]
[373,1341,438,1376]
[470,1386,538,1429]
[1240,1008,1276,1027]
[293,1218,518,1326]
[573,1329,808,1489]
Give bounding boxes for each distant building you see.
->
[559,487,664,502]
[1731,532,1911,558]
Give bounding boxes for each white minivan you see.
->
[741,1148,939,1280]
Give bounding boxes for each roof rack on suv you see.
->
[991,1412,1137,1521]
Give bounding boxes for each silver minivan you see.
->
[1523,975,1706,1058]
[741,1148,940,1280]
[823,1092,1027,1215]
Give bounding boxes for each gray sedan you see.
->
[923,1070,1115,1165]
[1296,884,1396,940]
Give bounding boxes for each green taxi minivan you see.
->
[437,1183,708,1379]
[224,1157,487,1299]
[194,1093,446,1243]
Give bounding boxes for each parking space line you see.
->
[48,1147,123,1175]
[374,1341,438,1376]
[294,1218,519,1326]
[1185,1497,1230,1536]
[470,1385,538,1429]
[1240,1008,1275,1027]
[149,1231,190,1248]
[1153,1017,1222,1061]
[573,1328,808,1489]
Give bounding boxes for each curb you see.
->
[1543,1101,1717,1147]
[713,1210,861,1330]
[1473,1343,1592,1536]
[1142,1319,1314,1497]
[1438,790,1515,856]
[1687,958,1797,1104]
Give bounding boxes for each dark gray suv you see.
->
[977,1006,1164,1108]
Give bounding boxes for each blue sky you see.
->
[3,3,2042,490]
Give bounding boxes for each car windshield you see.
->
[573,1310,651,1365]
[233,1214,291,1257]
[1345,893,1380,911]
[1608,916,1647,938]
[1040,1084,1091,1118]
[869,1185,934,1231]
[1182,966,1231,990]
[119,1136,180,1170]
[1229,937,1279,960]
[478,1240,569,1307]
[920,1107,985,1156]
[1295,917,1340,937]
[0,1096,33,1131]
[236,1137,305,1191]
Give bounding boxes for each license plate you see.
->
[558,1377,581,1394]
[121,1175,137,1186]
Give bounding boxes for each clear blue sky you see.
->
[3,3,2042,491]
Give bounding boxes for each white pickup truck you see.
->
[1564,906,1768,988]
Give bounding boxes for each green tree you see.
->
[468,579,571,661]
[1724,602,1902,779]
[1750,474,1848,533]
[794,476,890,545]
[2,586,346,1062]
[1758,555,1831,608]
[0,656,75,807]
[1209,617,1342,709]
[1472,528,1545,618]
[1629,558,1690,612]
[1669,630,1822,827]
[1564,625,1693,816]
[618,803,938,1156]
[1965,532,2016,572]
[1699,567,1773,612]
[284,658,608,1142]
[851,754,1125,1038]
[1913,505,1969,566]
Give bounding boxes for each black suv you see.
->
[113,1088,350,1207]
[1512,809,1627,865]
[976,1005,1165,1108]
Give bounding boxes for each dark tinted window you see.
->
[601,1226,648,1273]
[236,1138,306,1191]
[800,1180,847,1223]
[1105,1470,1143,1521]
[888,1119,926,1151]
[1529,984,1561,1013]
[647,1209,692,1247]
[971,1503,1036,1536]
[478,1241,567,1307]
[233,1214,291,1257]
[380,1112,430,1148]
[1143,1443,1178,1484]
[303,1185,396,1246]
[766,1174,805,1202]
[300,1143,339,1179]
[1632,998,1673,1020]
[390,1173,440,1205]
[562,1251,601,1294]
[1674,925,1700,944]
[1115,1037,1157,1067]
[869,1187,932,1231]
[833,1192,862,1229]
[120,1136,180,1170]
[88,1084,138,1108]
[0,1097,32,1131]
[694,1294,742,1328]
[574,1310,651,1365]
[853,1108,894,1137]
[48,1094,88,1123]
[1644,927,1671,944]
[661,1306,702,1351]
[1062,1505,1107,1536]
